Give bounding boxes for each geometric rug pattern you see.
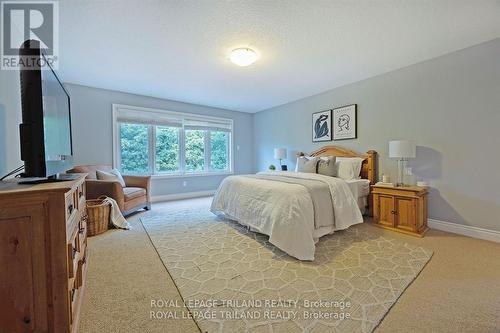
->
[141,206,432,333]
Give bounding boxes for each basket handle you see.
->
[97,195,112,207]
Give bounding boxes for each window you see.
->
[185,129,205,172]
[113,105,233,176]
[210,131,229,171]
[155,126,180,173]
[119,123,149,174]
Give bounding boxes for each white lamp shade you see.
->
[274,148,287,160]
[389,140,416,158]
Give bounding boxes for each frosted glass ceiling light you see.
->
[229,48,258,66]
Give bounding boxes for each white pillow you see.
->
[96,169,126,187]
[335,157,364,180]
[295,156,319,173]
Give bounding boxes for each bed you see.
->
[210,146,377,260]
[346,178,371,215]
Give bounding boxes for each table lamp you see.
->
[389,140,416,187]
[274,148,287,170]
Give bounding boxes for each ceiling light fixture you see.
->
[229,48,258,67]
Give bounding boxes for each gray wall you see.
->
[0,68,22,177]
[0,23,22,178]
[66,84,254,197]
[254,38,500,232]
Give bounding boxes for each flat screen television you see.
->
[18,39,75,182]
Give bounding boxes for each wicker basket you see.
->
[86,198,111,236]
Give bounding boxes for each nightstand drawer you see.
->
[372,186,426,198]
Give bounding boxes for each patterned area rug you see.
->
[141,206,432,333]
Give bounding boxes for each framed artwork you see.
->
[312,110,332,142]
[333,104,357,140]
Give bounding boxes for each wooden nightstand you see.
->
[371,185,428,237]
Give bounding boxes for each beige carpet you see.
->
[79,197,500,333]
[77,205,199,333]
[140,207,432,333]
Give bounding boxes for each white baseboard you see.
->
[428,218,500,243]
[151,190,216,203]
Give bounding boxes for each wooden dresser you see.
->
[0,174,88,333]
[371,185,428,237]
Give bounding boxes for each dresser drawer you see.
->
[69,246,87,327]
[76,183,86,209]
[78,230,87,264]
[78,217,87,252]
[66,191,77,221]
[75,247,87,289]
[67,227,79,279]
[68,279,78,324]
[79,196,86,214]
[66,207,80,242]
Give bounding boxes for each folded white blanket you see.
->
[243,174,334,229]
[101,197,130,229]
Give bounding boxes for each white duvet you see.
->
[210,171,363,260]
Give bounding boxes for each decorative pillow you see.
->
[316,156,337,177]
[295,156,319,173]
[96,169,126,187]
[335,157,364,180]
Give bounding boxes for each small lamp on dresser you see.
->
[274,148,287,171]
[389,140,416,187]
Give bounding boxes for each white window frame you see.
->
[112,104,234,178]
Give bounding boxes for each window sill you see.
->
[150,172,234,179]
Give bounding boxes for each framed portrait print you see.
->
[312,110,332,142]
[333,104,357,140]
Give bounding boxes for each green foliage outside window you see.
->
[210,131,229,171]
[155,126,180,172]
[120,123,149,174]
[185,129,205,172]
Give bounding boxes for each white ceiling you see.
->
[59,0,500,112]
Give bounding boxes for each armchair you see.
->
[68,165,151,216]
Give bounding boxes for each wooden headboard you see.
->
[297,146,378,185]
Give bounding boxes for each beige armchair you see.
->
[68,165,151,216]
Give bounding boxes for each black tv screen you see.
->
[19,40,73,178]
